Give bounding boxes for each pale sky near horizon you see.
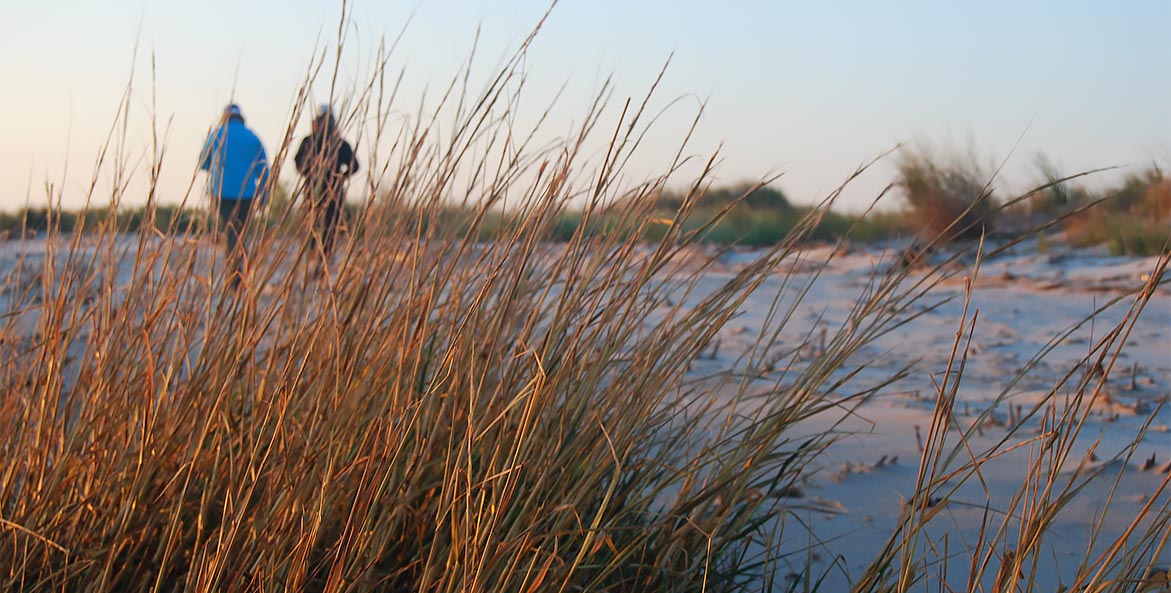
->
[1,1,1168,213]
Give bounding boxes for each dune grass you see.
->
[1,12,1168,593]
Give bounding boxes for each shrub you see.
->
[1063,166,1171,255]
[896,147,998,243]
[1025,153,1096,217]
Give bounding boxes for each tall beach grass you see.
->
[1,12,1168,592]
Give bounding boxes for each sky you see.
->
[1,0,1168,213]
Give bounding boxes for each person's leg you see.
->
[218,198,252,285]
[306,185,326,256]
[218,198,238,253]
[320,193,342,258]
[301,187,328,279]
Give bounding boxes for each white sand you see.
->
[664,239,1170,589]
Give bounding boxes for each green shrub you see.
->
[1062,166,1171,255]
[0,204,205,237]
[1068,210,1170,255]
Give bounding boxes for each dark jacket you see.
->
[294,131,359,200]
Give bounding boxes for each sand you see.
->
[664,239,1170,589]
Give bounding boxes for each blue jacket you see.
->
[199,117,270,200]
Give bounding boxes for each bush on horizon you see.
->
[896,147,998,244]
[1065,166,1171,255]
[6,151,1164,256]
[0,204,205,237]
[2,180,912,248]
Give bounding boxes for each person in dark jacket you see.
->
[199,103,270,286]
[295,105,359,260]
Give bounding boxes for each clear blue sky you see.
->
[1,1,1168,212]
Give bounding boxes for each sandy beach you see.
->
[662,239,1170,589]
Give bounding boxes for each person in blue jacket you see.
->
[199,103,270,284]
